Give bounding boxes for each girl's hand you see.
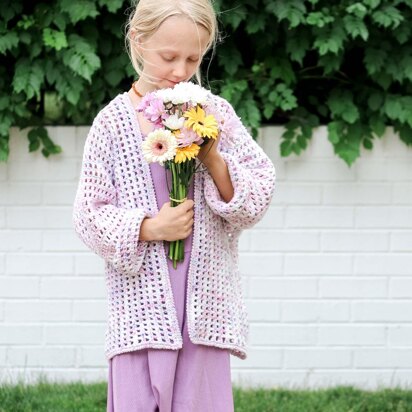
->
[151,199,195,241]
[198,135,220,168]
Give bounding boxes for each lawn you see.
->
[0,377,411,411]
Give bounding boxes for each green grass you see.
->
[0,375,411,412]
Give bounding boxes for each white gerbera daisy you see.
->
[163,114,185,130]
[173,82,209,105]
[142,129,177,166]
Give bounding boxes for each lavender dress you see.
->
[106,158,234,412]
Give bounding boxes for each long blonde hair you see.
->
[125,0,219,86]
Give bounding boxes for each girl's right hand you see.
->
[152,199,195,241]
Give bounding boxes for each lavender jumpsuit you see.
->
[106,159,234,412]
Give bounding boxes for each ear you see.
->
[130,29,143,53]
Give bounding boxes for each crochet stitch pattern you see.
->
[72,92,276,360]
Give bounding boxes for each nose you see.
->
[172,60,188,79]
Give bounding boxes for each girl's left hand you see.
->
[198,134,220,167]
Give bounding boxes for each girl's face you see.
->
[135,15,210,89]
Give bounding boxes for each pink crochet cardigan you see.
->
[72,91,276,360]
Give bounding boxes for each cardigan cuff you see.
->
[203,151,251,220]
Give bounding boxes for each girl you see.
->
[72,0,276,411]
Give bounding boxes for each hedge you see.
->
[1,0,412,165]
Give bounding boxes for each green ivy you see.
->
[1,0,412,165]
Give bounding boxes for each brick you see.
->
[354,348,412,368]
[43,183,78,205]
[253,206,284,229]
[244,300,280,322]
[40,277,106,299]
[0,231,42,252]
[7,347,76,367]
[285,254,352,275]
[4,300,71,322]
[74,254,105,275]
[323,183,391,205]
[250,324,317,345]
[318,325,385,345]
[43,230,84,251]
[7,207,74,229]
[286,207,354,228]
[284,348,351,368]
[393,184,412,204]
[356,161,412,181]
[321,231,389,252]
[250,278,317,298]
[285,160,356,182]
[320,278,386,298]
[0,277,40,298]
[272,183,322,205]
[44,324,105,344]
[238,231,250,252]
[355,254,412,275]
[281,301,350,322]
[251,231,319,252]
[355,207,412,228]
[231,347,282,369]
[0,325,42,344]
[231,370,307,389]
[390,232,412,252]
[388,326,412,346]
[390,278,412,298]
[8,160,78,182]
[353,301,412,322]
[0,208,5,228]
[239,253,283,276]
[308,370,393,389]
[73,300,107,322]
[0,183,42,205]
[77,346,107,367]
[7,254,73,275]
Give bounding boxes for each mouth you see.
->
[167,80,180,86]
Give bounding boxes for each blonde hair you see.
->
[125,0,219,86]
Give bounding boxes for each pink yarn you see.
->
[72,92,276,361]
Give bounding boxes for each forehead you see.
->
[146,14,210,54]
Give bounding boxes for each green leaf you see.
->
[0,32,19,54]
[363,138,373,150]
[59,0,99,24]
[346,3,368,19]
[217,42,243,76]
[220,5,246,30]
[327,89,360,124]
[98,0,123,13]
[343,15,369,41]
[364,47,387,75]
[285,29,311,65]
[306,11,334,28]
[280,139,293,156]
[245,12,266,34]
[383,95,404,122]
[266,0,306,28]
[369,114,386,137]
[63,34,101,82]
[363,0,380,9]
[313,24,346,55]
[43,28,68,51]
[372,7,403,29]
[367,92,384,111]
[12,59,45,100]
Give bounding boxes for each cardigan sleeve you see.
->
[203,97,276,233]
[72,111,150,275]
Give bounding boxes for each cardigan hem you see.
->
[105,339,247,362]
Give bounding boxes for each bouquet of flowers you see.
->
[137,82,219,269]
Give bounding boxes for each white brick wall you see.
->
[0,125,411,389]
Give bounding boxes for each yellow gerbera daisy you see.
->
[183,105,218,139]
[174,143,201,163]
